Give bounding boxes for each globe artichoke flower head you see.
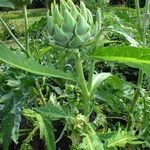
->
[47,0,101,49]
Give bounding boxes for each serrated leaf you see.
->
[36,115,56,150]
[0,44,76,81]
[106,128,140,148]
[23,109,56,150]
[34,105,74,120]
[91,46,150,78]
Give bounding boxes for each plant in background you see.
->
[8,0,33,7]
[1,0,33,57]
[81,0,109,9]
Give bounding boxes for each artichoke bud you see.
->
[8,0,33,7]
[47,0,101,49]
[47,14,54,35]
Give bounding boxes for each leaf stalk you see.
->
[130,0,149,113]
[23,5,31,57]
[0,18,26,52]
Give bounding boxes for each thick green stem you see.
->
[35,79,46,105]
[130,0,149,113]
[75,50,90,115]
[143,0,150,44]
[135,0,143,39]
[87,59,95,92]
[23,5,31,57]
[130,69,144,113]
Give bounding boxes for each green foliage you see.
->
[90,73,112,93]
[38,118,55,150]
[34,105,75,120]
[1,99,15,150]
[8,0,33,7]
[20,126,38,150]
[1,0,150,149]
[79,132,104,150]
[106,128,141,148]
[92,46,150,77]
[81,0,109,9]
[140,96,150,147]
[23,109,56,150]
[11,100,22,143]
[0,44,76,81]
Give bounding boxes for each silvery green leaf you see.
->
[90,73,112,93]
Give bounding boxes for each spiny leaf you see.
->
[36,115,56,150]
[34,105,74,120]
[0,44,76,81]
[20,126,38,150]
[106,128,141,148]
[23,109,56,150]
